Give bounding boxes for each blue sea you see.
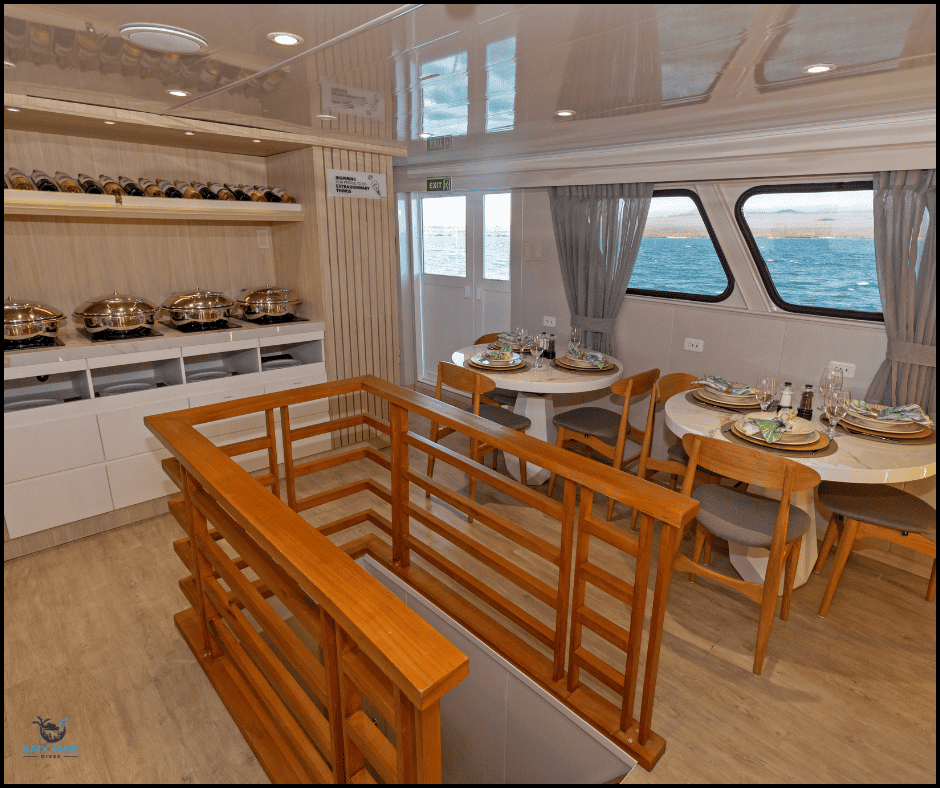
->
[424,235,885,313]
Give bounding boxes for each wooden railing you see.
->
[147,375,698,781]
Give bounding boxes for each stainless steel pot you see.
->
[235,284,302,321]
[4,296,68,339]
[74,292,159,333]
[161,288,235,327]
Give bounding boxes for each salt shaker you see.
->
[778,382,794,410]
[797,384,814,420]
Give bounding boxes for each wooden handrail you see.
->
[148,374,699,780]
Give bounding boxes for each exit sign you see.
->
[426,135,452,151]
[426,178,452,193]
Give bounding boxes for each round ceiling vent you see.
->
[119,23,208,54]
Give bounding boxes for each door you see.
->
[414,191,512,385]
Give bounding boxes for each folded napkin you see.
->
[742,408,798,443]
[566,341,607,368]
[694,376,756,396]
[849,400,934,426]
[481,346,515,361]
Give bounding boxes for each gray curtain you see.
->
[865,170,936,414]
[548,183,653,355]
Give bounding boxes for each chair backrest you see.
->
[609,367,659,430]
[679,434,821,496]
[435,361,495,415]
[637,373,701,471]
[474,332,502,345]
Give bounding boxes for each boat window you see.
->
[735,182,890,322]
[626,189,734,302]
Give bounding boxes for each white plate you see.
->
[736,414,818,444]
[100,382,157,397]
[697,387,759,406]
[842,412,923,433]
[4,397,61,412]
[187,370,233,382]
[262,358,302,370]
[473,353,521,366]
[562,353,604,367]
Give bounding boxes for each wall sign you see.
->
[426,136,452,151]
[326,169,387,199]
[321,80,384,119]
[426,178,452,193]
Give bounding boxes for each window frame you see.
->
[734,180,883,323]
[626,188,735,303]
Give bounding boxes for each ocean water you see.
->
[424,235,886,314]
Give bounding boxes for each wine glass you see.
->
[569,327,581,353]
[528,335,544,369]
[825,389,849,438]
[819,367,843,398]
[756,374,777,413]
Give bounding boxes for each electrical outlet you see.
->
[522,243,532,260]
[828,360,856,379]
[257,229,270,249]
[684,338,704,353]
[543,316,556,328]
[534,243,544,261]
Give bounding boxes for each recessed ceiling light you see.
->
[184,131,195,135]
[7,107,20,112]
[802,63,835,74]
[252,139,261,143]
[166,89,190,97]
[119,23,208,54]
[267,32,304,46]
[554,109,576,117]
[4,60,15,69]
[419,132,433,139]
[316,114,337,120]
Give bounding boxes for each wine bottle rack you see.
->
[3,188,303,222]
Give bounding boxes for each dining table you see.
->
[664,391,936,591]
[452,344,623,485]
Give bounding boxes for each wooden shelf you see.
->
[4,190,303,222]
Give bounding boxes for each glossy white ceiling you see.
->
[4,4,936,163]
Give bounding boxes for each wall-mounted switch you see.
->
[523,243,532,260]
[257,229,270,249]
[534,243,544,261]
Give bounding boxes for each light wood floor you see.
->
[4,402,936,784]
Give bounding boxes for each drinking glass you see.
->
[756,374,777,412]
[819,367,843,398]
[528,335,544,369]
[569,327,581,352]
[825,389,849,438]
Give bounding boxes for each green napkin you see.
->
[742,408,797,443]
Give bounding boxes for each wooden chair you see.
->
[547,368,660,521]
[672,433,821,675]
[426,362,530,513]
[813,482,936,617]
[629,373,719,531]
[474,332,518,409]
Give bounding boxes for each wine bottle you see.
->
[224,183,251,201]
[174,180,202,199]
[271,187,296,204]
[77,173,104,194]
[137,178,166,198]
[255,185,280,203]
[98,175,127,197]
[117,176,145,197]
[207,182,236,200]
[244,185,266,202]
[7,168,37,190]
[31,170,60,192]
[191,181,217,200]
[55,171,83,193]
[157,179,183,198]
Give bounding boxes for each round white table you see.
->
[664,391,936,591]
[452,345,624,484]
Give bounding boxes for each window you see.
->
[627,189,733,301]
[735,182,885,321]
[420,195,466,276]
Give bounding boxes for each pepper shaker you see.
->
[797,384,814,420]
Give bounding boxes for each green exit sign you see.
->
[426,178,452,193]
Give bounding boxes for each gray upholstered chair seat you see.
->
[667,442,689,464]
[552,407,621,445]
[465,403,531,432]
[691,484,811,548]
[818,482,936,537]
[488,387,518,407]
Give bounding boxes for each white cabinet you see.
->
[106,450,178,509]
[189,385,268,438]
[97,395,191,461]
[5,464,113,538]
[3,414,105,484]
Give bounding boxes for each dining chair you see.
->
[629,372,719,531]
[813,482,936,617]
[426,362,531,513]
[473,332,518,409]
[673,433,821,675]
[547,367,660,521]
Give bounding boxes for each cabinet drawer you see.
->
[190,385,267,438]
[106,451,178,509]
[5,464,113,538]
[97,397,190,461]
[4,414,105,484]
[265,376,330,421]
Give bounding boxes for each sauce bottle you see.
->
[797,384,814,420]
